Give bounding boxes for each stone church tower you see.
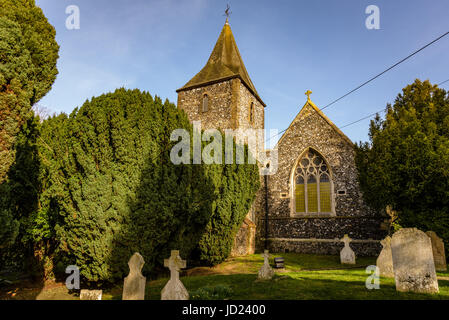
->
[176,19,265,255]
[176,18,387,258]
[176,18,265,132]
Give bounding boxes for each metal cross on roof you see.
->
[305,90,312,101]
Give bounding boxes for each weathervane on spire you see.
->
[305,90,312,101]
[224,4,232,23]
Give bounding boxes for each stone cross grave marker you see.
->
[391,228,439,293]
[161,250,189,300]
[340,234,356,264]
[376,236,394,277]
[80,289,102,300]
[258,250,275,280]
[426,231,447,272]
[122,252,146,300]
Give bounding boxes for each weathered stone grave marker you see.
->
[258,250,274,280]
[376,236,394,277]
[426,231,447,272]
[122,252,146,300]
[340,234,356,264]
[161,250,189,300]
[80,289,102,300]
[391,228,439,293]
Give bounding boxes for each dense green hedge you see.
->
[12,88,260,282]
[0,0,59,246]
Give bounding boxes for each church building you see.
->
[176,19,388,257]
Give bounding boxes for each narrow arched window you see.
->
[294,149,332,213]
[249,102,254,123]
[202,94,208,112]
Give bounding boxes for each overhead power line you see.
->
[267,77,449,143]
[438,78,449,86]
[340,109,385,129]
[320,30,449,111]
[339,77,449,129]
[265,30,449,144]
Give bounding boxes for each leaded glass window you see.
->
[294,149,332,213]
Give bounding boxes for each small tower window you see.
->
[202,94,209,112]
[249,102,254,123]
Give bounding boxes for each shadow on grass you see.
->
[142,271,449,300]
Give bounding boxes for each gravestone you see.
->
[80,289,102,300]
[161,250,189,300]
[123,252,146,300]
[258,250,275,280]
[376,236,394,277]
[340,234,356,264]
[426,231,447,272]
[391,228,439,293]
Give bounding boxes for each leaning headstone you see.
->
[123,252,146,300]
[426,231,447,272]
[340,234,356,264]
[391,228,439,293]
[161,250,189,300]
[258,250,275,280]
[376,236,394,277]
[80,289,102,300]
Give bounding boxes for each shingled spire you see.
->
[176,20,264,106]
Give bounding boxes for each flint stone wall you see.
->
[177,78,264,133]
[255,102,387,255]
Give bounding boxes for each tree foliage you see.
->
[31,88,259,282]
[0,0,59,246]
[0,114,44,275]
[355,79,449,245]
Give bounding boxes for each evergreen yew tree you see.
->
[0,0,59,246]
[0,114,44,274]
[37,88,259,282]
[355,79,449,249]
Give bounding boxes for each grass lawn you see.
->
[2,253,449,300]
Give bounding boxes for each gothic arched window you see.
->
[202,94,209,112]
[294,149,332,213]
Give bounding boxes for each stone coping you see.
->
[261,215,384,220]
[261,237,381,243]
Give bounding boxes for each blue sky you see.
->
[35,0,449,145]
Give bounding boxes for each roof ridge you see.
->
[276,99,353,147]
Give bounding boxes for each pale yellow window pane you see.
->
[307,182,318,212]
[295,184,305,213]
[320,182,331,212]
